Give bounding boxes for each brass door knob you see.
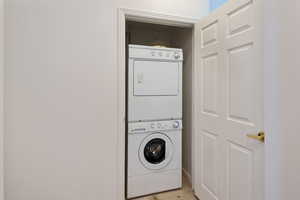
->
[247,131,265,143]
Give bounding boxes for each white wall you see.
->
[4,1,208,200]
[0,0,4,199]
[173,28,194,180]
[264,1,281,200]
[277,1,300,199]
[264,1,300,200]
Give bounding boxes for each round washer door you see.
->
[139,133,174,170]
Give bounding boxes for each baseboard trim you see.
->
[182,168,192,186]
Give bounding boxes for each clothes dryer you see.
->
[128,45,183,122]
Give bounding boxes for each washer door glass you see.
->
[144,138,166,164]
[139,133,174,170]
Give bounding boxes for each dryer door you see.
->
[128,58,183,121]
[133,60,179,96]
[139,133,174,170]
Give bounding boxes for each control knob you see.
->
[157,123,162,129]
[174,52,180,59]
[173,121,180,129]
[150,123,155,129]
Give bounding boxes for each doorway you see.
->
[125,21,194,199]
[117,8,198,200]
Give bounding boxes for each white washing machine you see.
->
[127,120,182,199]
[128,45,183,122]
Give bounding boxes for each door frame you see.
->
[0,0,4,198]
[116,8,198,200]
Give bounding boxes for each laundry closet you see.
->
[125,20,194,199]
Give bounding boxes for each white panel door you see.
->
[194,1,264,200]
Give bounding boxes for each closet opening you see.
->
[125,19,195,200]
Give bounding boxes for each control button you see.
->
[174,52,180,59]
[157,123,162,129]
[158,52,163,57]
[151,51,155,56]
[173,121,180,129]
[150,123,155,129]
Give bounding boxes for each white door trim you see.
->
[116,8,197,200]
[0,0,4,198]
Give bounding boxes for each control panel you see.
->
[148,50,182,60]
[129,45,183,61]
[128,120,182,134]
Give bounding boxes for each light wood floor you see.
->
[132,176,196,200]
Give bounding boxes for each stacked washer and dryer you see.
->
[127,45,183,199]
